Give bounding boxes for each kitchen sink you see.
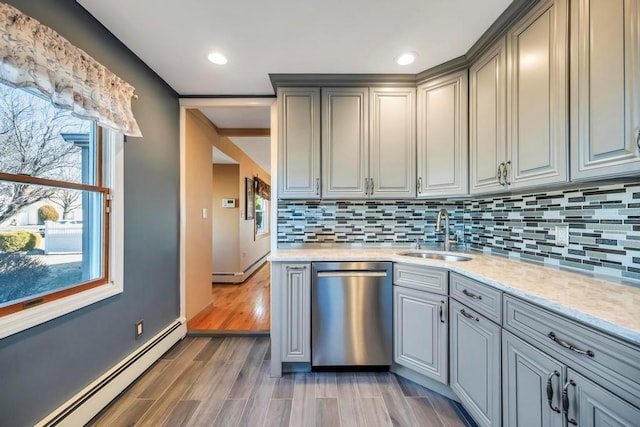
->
[398,252,472,262]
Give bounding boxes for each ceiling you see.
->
[228,136,271,174]
[200,107,271,129]
[212,147,238,165]
[77,0,513,95]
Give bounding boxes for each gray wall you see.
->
[0,1,180,425]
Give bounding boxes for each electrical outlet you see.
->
[202,208,208,219]
[555,225,569,246]
[135,320,144,339]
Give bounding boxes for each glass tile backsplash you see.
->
[277,182,640,282]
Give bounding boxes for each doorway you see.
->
[179,98,276,333]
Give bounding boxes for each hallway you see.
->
[188,263,270,331]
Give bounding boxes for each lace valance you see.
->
[0,3,142,137]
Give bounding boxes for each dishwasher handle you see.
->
[316,271,388,278]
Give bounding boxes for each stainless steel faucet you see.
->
[435,208,453,251]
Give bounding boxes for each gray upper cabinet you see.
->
[370,87,416,198]
[450,299,501,427]
[322,87,369,199]
[470,38,508,195]
[417,71,468,197]
[323,87,416,199]
[570,0,640,180]
[393,285,448,384]
[503,331,564,427]
[506,0,568,189]
[277,88,321,199]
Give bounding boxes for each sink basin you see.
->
[399,252,472,262]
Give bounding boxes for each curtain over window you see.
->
[254,177,270,200]
[0,3,142,137]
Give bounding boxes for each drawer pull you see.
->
[548,332,594,357]
[462,289,482,300]
[460,309,479,322]
[562,380,577,426]
[286,266,307,271]
[546,370,561,413]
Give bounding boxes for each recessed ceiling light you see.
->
[396,52,417,66]
[208,52,228,65]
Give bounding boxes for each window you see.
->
[0,84,123,337]
[254,193,269,237]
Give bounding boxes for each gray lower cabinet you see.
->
[449,299,501,427]
[393,286,448,384]
[503,331,564,427]
[570,0,640,180]
[503,331,640,427]
[281,263,310,362]
[567,369,640,427]
[277,88,321,199]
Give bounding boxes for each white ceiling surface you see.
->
[200,107,271,129]
[228,137,271,174]
[77,0,513,95]
[212,146,238,165]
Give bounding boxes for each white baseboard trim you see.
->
[36,318,187,427]
[212,254,269,284]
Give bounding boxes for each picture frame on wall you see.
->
[245,177,255,220]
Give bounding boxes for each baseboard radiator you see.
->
[212,253,269,284]
[36,319,187,427]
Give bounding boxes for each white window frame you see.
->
[255,196,269,237]
[0,129,124,339]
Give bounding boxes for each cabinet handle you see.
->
[636,127,640,151]
[286,265,307,270]
[546,370,561,413]
[505,160,512,185]
[562,380,577,426]
[315,178,320,196]
[417,177,422,194]
[365,178,369,195]
[547,332,594,357]
[462,289,482,300]
[460,309,479,322]
[439,301,446,324]
[497,162,505,185]
[370,178,374,195]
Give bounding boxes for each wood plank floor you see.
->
[188,263,270,331]
[90,337,477,427]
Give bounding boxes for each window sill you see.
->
[0,282,122,339]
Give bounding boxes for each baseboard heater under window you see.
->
[38,320,184,427]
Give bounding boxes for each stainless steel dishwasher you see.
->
[311,262,392,368]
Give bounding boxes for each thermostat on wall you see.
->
[222,199,236,208]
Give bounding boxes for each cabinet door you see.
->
[322,87,369,199]
[570,0,640,180]
[277,88,321,199]
[450,299,501,427]
[507,0,568,188]
[281,263,310,362]
[369,87,416,199]
[393,286,448,384]
[566,369,640,427]
[417,70,468,197]
[470,38,508,195]
[503,331,564,427]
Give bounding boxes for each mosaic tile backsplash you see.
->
[277,200,465,245]
[277,182,640,282]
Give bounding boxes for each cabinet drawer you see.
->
[450,273,502,324]
[504,295,640,408]
[393,264,448,295]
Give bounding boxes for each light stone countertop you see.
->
[269,248,640,347]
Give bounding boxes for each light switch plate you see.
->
[555,225,569,246]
